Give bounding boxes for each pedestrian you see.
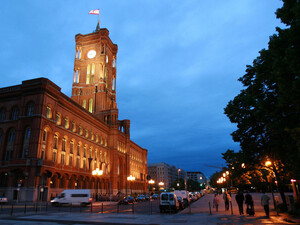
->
[223,191,230,211]
[261,192,270,218]
[235,191,244,215]
[245,191,255,215]
[213,194,219,212]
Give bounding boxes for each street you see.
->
[0,193,299,224]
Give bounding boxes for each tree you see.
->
[224,0,300,209]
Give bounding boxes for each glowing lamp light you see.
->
[92,168,103,176]
[127,175,135,181]
[149,179,155,184]
[291,179,296,183]
[241,163,245,168]
[265,161,272,167]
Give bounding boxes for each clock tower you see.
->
[71,26,118,124]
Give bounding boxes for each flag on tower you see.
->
[89,9,99,15]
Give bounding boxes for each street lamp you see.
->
[265,160,277,211]
[177,168,181,190]
[92,168,103,201]
[158,181,164,190]
[127,175,135,196]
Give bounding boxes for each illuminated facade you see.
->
[0,26,148,202]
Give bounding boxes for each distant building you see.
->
[148,163,186,189]
[187,171,207,186]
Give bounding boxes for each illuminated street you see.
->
[0,193,298,224]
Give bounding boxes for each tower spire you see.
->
[95,21,100,32]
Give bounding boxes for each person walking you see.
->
[235,191,244,215]
[223,191,230,211]
[261,192,270,218]
[245,191,255,215]
[213,194,220,212]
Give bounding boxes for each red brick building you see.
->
[0,26,148,202]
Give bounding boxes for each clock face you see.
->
[87,50,96,59]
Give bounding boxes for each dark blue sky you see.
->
[0,0,284,178]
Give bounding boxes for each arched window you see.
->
[77,143,81,156]
[53,134,58,162]
[85,129,88,138]
[88,98,93,113]
[96,134,99,143]
[74,69,80,83]
[99,63,104,79]
[5,129,16,161]
[72,121,76,132]
[84,145,87,157]
[91,63,95,84]
[79,126,83,135]
[82,100,86,109]
[70,140,74,154]
[22,127,31,157]
[53,134,58,150]
[113,56,116,68]
[41,129,47,160]
[112,77,116,91]
[0,108,5,121]
[99,151,102,162]
[26,102,34,116]
[11,107,18,120]
[56,113,61,125]
[46,105,52,119]
[64,117,69,129]
[86,64,91,84]
[91,132,94,141]
[62,137,66,152]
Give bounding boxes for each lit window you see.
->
[62,137,66,152]
[46,105,52,119]
[88,99,93,113]
[64,117,69,129]
[82,100,86,109]
[72,122,76,132]
[86,64,90,84]
[56,113,61,125]
[91,63,95,84]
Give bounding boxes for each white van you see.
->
[50,189,92,206]
[159,192,179,213]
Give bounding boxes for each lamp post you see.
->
[265,160,277,211]
[127,175,135,196]
[92,168,103,201]
[158,182,164,191]
[177,168,181,190]
[291,179,298,200]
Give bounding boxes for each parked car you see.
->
[0,197,8,204]
[152,194,159,200]
[136,195,146,202]
[118,196,135,205]
[50,189,92,206]
[144,194,151,201]
[159,192,179,213]
[177,196,184,210]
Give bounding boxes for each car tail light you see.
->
[89,198,92,202]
